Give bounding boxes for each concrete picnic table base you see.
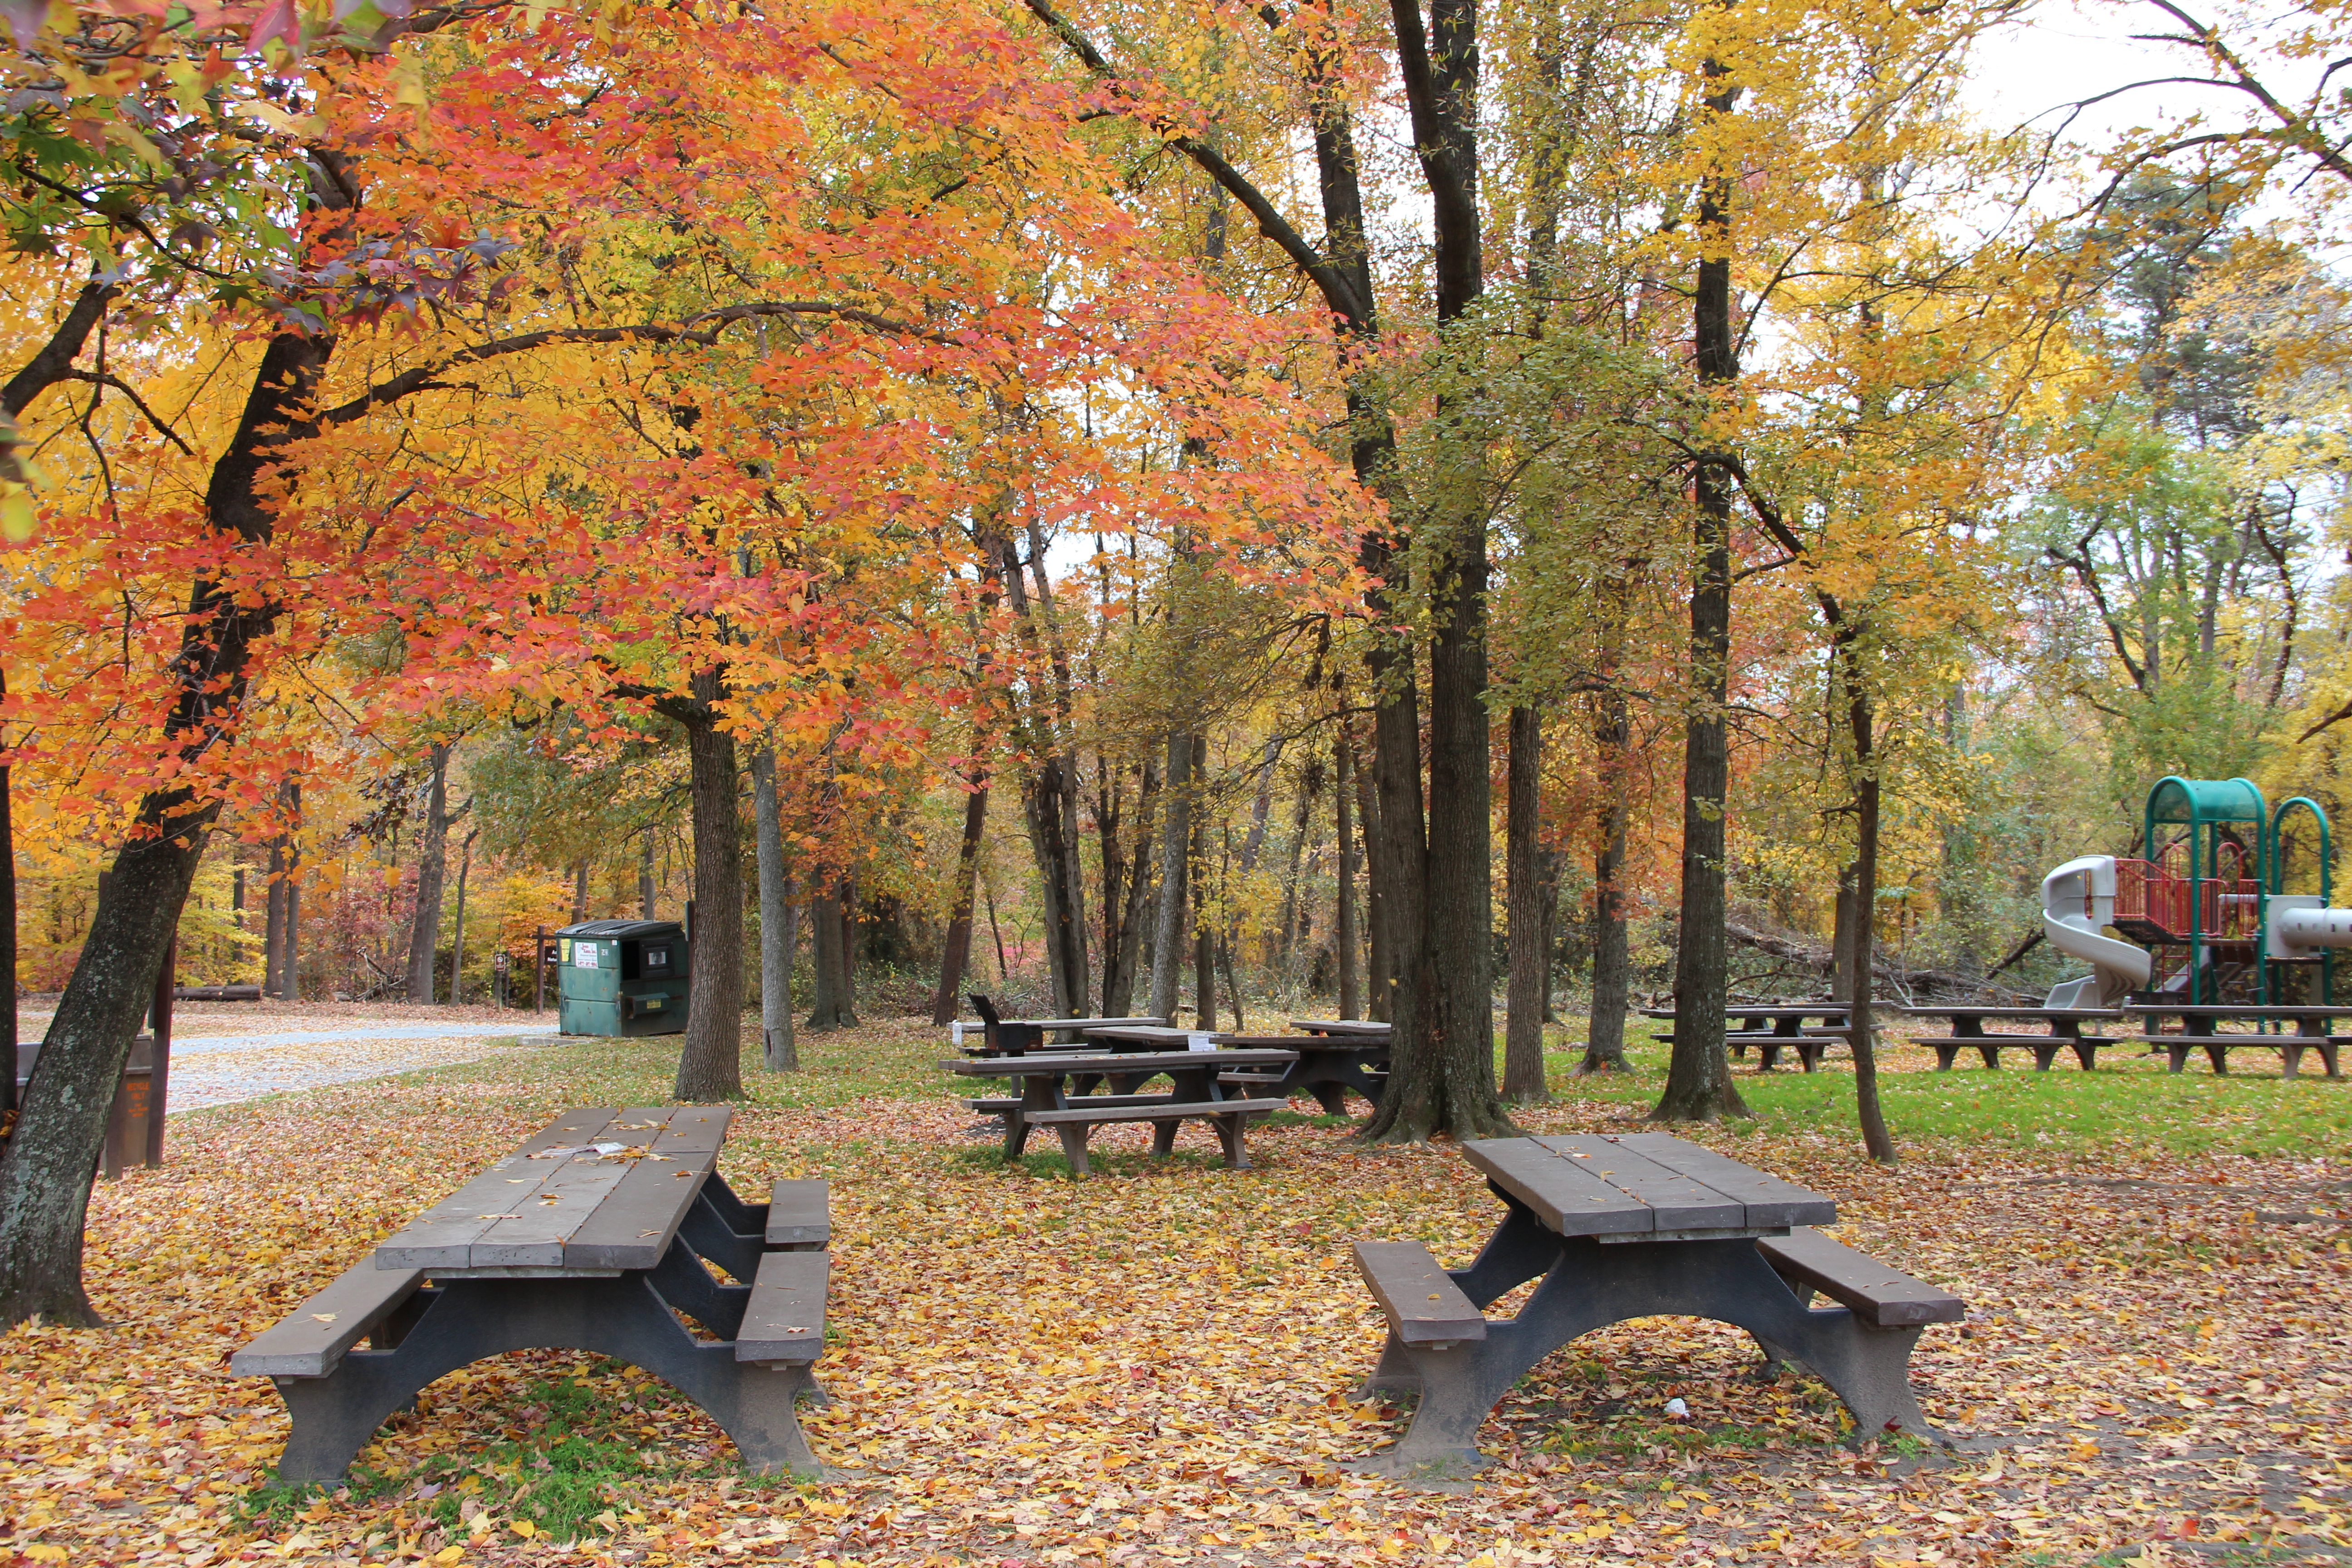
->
[265,1176,829,1483]
[1353,1201,1935,1479]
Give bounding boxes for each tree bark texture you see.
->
[1104,759,1157,1017]
[571,860,588,922]
[1336,730,1360,1019]
[1581,682,1633,1073]
[0,664,14,1121]
[449,829,477,1006]
[1655,63,1749,1125]
[929,770,989,1026]
[639,834,657,920]
[1362,0,1513,1144]
[1839,642,1898,1164]
[1148,732,1194,1023]
[405,742,453,1004]
[0,151,357,1328]
[263,840,287,999]
[806,881,857,1029]
[1503,706,1549,1101]
[673,666,744,1102]
[753,750,799,1071]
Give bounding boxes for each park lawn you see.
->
[0,1018,2344,1568]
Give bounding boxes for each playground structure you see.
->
[2041,776,2352,1008]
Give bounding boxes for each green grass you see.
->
[187,1010,2352,1166]
[1532,1031,2352,1157]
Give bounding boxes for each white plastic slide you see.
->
[2040,855,2153,1009]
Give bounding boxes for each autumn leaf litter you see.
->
[2,1020,2348,1567]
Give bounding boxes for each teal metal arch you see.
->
[2266,795,2337,1005]
[2142,777,2270,1004]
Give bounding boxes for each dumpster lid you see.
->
[552,919,684,940]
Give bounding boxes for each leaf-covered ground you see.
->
[3,1018,2349,1567]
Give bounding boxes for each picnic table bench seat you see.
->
[2112,1034,2343,1077]
[1022,1095,1291,1171]
[1910,1034,2110,1071]
[1650,1026,1845,1072]
[234,1108,838,1482]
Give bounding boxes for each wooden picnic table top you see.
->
[1463,1132,1835,1241]
[1638,1004,1850,1019]
[1893,1005,2124,1019]
[1208,1033,1387,1052]
[954,1015,1168,1031]
[1287,1019,1392,1036]
[373,1105,730,1277]
[944,1048,1298,1078]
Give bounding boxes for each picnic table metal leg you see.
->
[1351,1237,1943,1480]
[266,1267,830,1484]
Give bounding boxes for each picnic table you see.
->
[1084,1024,1388,1113]
[1350,1132,1962,1479]
[946,1048,1295,1175]
[1640,1003,1850,1071]
[1892,1004,2122,1071]
[232,1106,837,1481]
[2125,1004,2348,1078]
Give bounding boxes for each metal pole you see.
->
[534,926,546,1013]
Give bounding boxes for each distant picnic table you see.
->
[945,1047,1294,1175]
[233,1107,836,1480]
[954,1006,1169,1054]
[2125,1004,2349,1078]
[1640,1003,1849,1072]
[1082,1024,1388,1113]
[1349,1132,1962,1477]
[1891,1004,2123,1071]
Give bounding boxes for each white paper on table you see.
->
[1186,1032,1214,1051]
[950,1021,965,1046]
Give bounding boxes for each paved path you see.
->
[15,1012,566,1112]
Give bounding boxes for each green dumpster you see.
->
[554,919,690,1037]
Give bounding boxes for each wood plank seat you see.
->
[1913,1035,2107,1071]
[1754,1228,1965,1327]
[737,1250,829,1365]
[1021,1096,1290,1175]
[1355,1241,1486,1348]
[964,1092,1177,1114]
[230,1259,430,1379]
[765,1179,830,1250]
[2114,1035,2343,1077]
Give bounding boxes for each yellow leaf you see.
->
[432,1549,465,1566]
[513,1519,538,1538]
[311,1313,338,1323]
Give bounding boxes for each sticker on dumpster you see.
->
[576,944,599,968]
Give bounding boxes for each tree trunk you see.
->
[1105,759,1158,1017]
[930,771,989,1025]
[806,880,858,1029]
[1021,754,1090,1019]
[571,860,589,923]
[1148,732,1194,1022]
[263,838,287,998]
[1654,60,1748,1125]
[674,666,745,1101]
[639,833,657,919]
[1581,685,1633,1074]
[1360,0,1512,1144]
[0,150,356,1326]
[281,786,302,1003]
[1504,705,1549,1101]
[753,750,799,1071]
[405,741,453,1004]
[0,664,13,1122]
[1349,724,1388,1021]
[449,828,477,1005]
[1839,641,1897,1164]
[1335,728,1360,1020]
